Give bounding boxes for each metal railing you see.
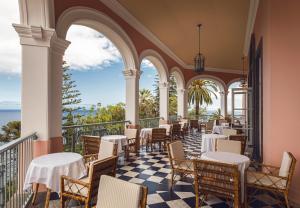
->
[0,133,37,208]
[139,117,160,128]
[62,120,131,153]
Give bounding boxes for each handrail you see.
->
[62,120,131,129]
[0,133,37,154]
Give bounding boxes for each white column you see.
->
[177,88,188,118]
[14,25,69,140]
[123,69,140,125]
[220,90,228,117]
[159,82,169,121]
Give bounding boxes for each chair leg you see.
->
[31,183,39,205]
[284,193,290,208]
[45,188,51,208]
[60,195,66,208]
[170,171,174,189]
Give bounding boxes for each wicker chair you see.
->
[124,128,138,159]
[205,120,214,133]
[60,156,118,208]
[170,123,183,140]
[215,140,242,155]
[223,128,238,136]
[190,120,199,131]
[247,152,297,208]
[167,141,194,187]
[96,175,148,208]
[84,140,117,168]
[229,135,247,155]
[149,128,169,151]
[193,159,240,208]
[82,135,101,156]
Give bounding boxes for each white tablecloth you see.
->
[102,135,127,154]
[201,134,228,152]
[140,128,152,146]
[201,152,250,202]
[24,153,86,193]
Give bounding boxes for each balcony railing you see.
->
[139,117,160,128]
[62,120,131,153]
[0,133,37,208]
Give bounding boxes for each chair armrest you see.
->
[60,175,90,194]
[247,170,288,180]
[83,154,98,164]
[248,161,281,176]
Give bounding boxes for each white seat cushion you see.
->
[247,172,287,189]
[279,152,292,177]
[216,140,241,154]
[222,129,237,136]
[125,128,137,139]
[64,176,89,197]
[97,175,142,208]
[98,140,114,160]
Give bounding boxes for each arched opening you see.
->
[227,80,243,116]
[186,76,226,121]
[139,50,169,122]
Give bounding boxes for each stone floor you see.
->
[32,133,287,208]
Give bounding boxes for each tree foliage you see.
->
[62,62,82,126]
[0,121,21,142]
[188,80,218,116]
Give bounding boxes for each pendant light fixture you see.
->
[240,56,248,88]
[194,24,205,73]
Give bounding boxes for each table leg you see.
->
[32,183,39,205]
[45,188,51,208]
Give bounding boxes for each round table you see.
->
[140,128,152,146]
[201,134,228,153]
[212,124,230,134]
[201,152,250,202]
[24,152,86,207]
[101,135,128,154]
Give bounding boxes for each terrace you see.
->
[1,0,300,207]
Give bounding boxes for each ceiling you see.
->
[117,0,250,71]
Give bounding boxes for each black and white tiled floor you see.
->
[115,133,287,208]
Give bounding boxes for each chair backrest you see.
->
[216,140,242,155]
[98,140,117,160]
[193,160,240,204]
[167,141,185,167]
[88,156,118,201]
[125,128,138,139]
[190,120,199,129]
[229,135,247,154]
[171,124,181,135]
[151,128,167,141]
[279,152,297,191]
[97,175,147,208]
[206,120,214,131]
[222,128,238,136]
[82,135,101,155]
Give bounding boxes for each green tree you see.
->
[0,121,21,142]
[139,89,156,118]
[169,74,177,116]
[210,108,224,120]
[188,80,218,117]
[62,62,82,126]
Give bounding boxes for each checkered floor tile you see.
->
[115,133,287,208]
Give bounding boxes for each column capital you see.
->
[219,91,229,95]
[13,24,70,55]
[177,88,187,93]
[123,69,141,79]
[159,82,169,89]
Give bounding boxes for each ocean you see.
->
[0,110,21,129]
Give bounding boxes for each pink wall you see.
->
[254,0,300,202]
[53,0,241,86]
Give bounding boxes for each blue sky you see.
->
[0,2,224,111]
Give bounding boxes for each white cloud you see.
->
[64,25,122,70]
[0,1,21,74]
[141,59,155,69]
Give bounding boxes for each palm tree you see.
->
[139,89,157,118]
[188,80,218,117]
